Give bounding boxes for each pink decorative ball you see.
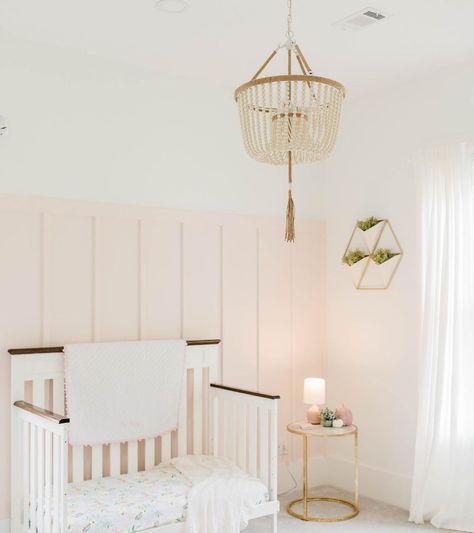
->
[336,405,353,426]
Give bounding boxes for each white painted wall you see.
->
[322,61,474,509]
[0,33,324,219]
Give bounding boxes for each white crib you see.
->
[10,340,280,533]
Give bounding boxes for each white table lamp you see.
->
[304,378,326,424]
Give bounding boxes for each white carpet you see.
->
[247,486,456,533]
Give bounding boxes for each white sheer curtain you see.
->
[410,143,474,531]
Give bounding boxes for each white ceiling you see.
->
[1,0,474,99]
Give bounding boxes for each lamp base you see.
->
[307,405,321,425]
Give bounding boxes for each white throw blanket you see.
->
[169,455,267,533]
[65,340,186,446]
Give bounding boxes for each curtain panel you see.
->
[410,143,474,531]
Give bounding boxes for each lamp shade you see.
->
[304,378,326,405]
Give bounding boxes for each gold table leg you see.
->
[287,431,360,522]
[355,428,360,510]
[303,434,308,518]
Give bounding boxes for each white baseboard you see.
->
[278,455,412,511]
[0,518,10,533]
[326,455,412,510]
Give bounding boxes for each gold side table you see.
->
[287,422,359,522]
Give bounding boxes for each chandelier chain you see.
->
[286,0,294,48]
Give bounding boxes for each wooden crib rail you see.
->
[14,400,70,424]
[210,383,280,400]
[8,338,220,355]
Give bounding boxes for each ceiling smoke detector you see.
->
[155,0,188,13]
[334,8,390,31]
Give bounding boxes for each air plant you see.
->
[372,248,399,265]
[357,216,381,231]
[342,249,368,266]
[321,407,336,421]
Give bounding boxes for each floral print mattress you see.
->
[66,457,267,533]
[67,462,191,532]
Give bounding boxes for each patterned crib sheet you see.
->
[67,462,191,532]
[66,457,268,533]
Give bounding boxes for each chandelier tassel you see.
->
[285,188,295,243]
[285,152,295,242]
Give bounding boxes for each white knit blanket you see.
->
[169,455,268,533]
[65,340,186,446]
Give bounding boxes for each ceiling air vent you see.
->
[334,8,390,31]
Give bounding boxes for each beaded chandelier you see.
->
[234,0,345,241]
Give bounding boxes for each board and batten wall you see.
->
[0,194,325,521]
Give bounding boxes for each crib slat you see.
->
[145,438,155,469]
[110,443,121,477]
[44,431,52,533]
[127,441,138,474]
[52,378,65,417]
[60,433,68,532]
[237,403,247,470]
[210,394,219,457]
[29,424,37,532]
[161,434,171,462]
[177,369,188,457]
[259,408,269,487]
[248,406,257,477]
[220,398,228,460]
[91,445,103,479]
[37,427,45,533]
[72,446,84,483]
[193,369,203,455]
[33,379,44,409]
[52,434,60,533]
[228,402,236,462]
[23,421,30,527]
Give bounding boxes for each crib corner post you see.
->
[272,512,278,533]
[10,406,22,533]
[208,386,219,457]
[269,398,279,501]
[60,425,69,532]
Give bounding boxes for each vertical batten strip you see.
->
[127,441,138,474]
[193,368,203,455]
[109,443,121,478]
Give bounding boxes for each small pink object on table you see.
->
[336,404,353,426]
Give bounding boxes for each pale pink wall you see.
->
[0,194,325,520]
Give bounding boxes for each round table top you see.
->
[287,421,357,438]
